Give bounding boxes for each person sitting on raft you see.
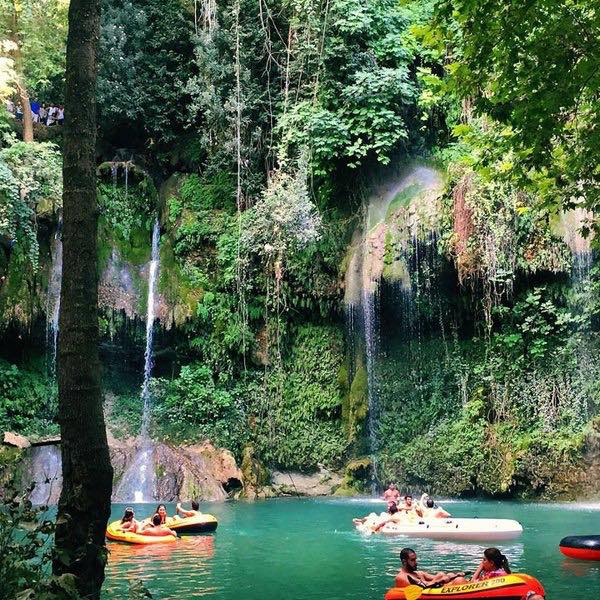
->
[383,483,401,503]
[399,495,423,517]
[419,494,451,519]
[117,507,138,532]
[141,513,176,537]
[353,501,401,529]
[154,503,168,524]
[472,548,510,581]
[176,500,200,518]
[395,547,466,588]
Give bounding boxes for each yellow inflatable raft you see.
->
[106,520,177,544]
[164,514,218,534]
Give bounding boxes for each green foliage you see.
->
[98,0,195,151]
[0,360,57,437]
[0,141,61,268]
[98,180,156,243]
[250,325,348,470]
[152,364,247,454]
[434,0,600,235]
[0,0,68,99]
[0,482,67,600]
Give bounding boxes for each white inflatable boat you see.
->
[358,518,523,541]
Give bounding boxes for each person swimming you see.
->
[141,513,176,537]
[472,548,511,581]
[118,507,138,532]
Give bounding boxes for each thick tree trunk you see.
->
[53,1,113,599]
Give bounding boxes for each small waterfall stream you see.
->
[46,232,63,375]
[344,164,443,488]
[114,219,161,502]
[29,445,62,505]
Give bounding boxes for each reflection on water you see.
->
[102,499,600,600]
[105,535,216,598]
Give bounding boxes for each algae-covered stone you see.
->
[342,364,369,454]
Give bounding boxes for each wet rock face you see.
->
[269,466,343,497]
[153,441,243,502]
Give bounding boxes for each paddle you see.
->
[403,584,426,600]
[402,573,470,600]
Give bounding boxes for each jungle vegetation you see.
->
[1,2,600,594]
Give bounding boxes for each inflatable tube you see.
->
[164,514,218,534]
[559,535,600,561]
[106,520,177,545]
[358,518,523,541]
[385,573,545,600]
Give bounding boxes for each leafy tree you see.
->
[0,0,68,141]
[0,141,62,268]
[97,0,195,153]
[434,0,600,235]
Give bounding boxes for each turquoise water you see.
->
[103,498,600,599]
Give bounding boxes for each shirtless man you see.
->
[383,483,401,503]
[141,513,177,537]
[176,500,200,518]
[395,548,466,588]
[420,496,451,519]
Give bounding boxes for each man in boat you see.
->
[176,500,200,518]
[383,483,401,503]
[141,513,177,537]
[419,494,451,519]
[395,548,466,588]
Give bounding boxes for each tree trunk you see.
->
[53,1,113,599]
[16,82,34,142]
[9,1,34,142]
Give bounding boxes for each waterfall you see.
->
[558,207,594,284]
[344,164,443,489]
[29,445,62,506]
[114,219,161,502]
[46,231,63,375]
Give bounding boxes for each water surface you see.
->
[103,498,600,599]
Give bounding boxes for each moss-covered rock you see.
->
[334,457,372,495]
[342,364,369,454]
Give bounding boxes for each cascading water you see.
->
[46,230,63,375]
[344,164,443,490]
[29,444,62,505]
[114,219,161,502]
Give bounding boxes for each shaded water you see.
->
[103,498,600,599]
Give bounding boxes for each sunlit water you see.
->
[102,498,600,599]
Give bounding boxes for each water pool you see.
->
[102,498,600,599]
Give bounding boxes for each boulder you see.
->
[270,466,343,497]
[3,432,31,449]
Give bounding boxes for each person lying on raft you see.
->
[141,513,177,537]
[117,507,138,532]
[353,501,398,527]
[372,502,407,531]
[154,504,168,524]
[472,548,510,581]
[395,548,467,588]
[175,500,200,518]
